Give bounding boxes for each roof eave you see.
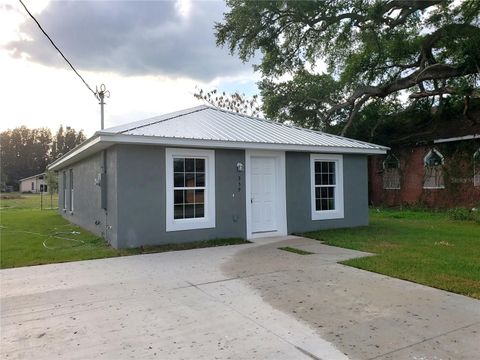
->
[109,133,388,153]
[47,134,110,171]
[19,172,47,182]
[48,134,387,171]
[47,131,390,171]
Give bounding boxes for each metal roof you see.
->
[48,105,388,171]
[100,105,387,151]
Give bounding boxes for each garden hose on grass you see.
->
[0,225,85,250]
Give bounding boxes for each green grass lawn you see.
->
[305,209,480,299]
[0,193,247,269]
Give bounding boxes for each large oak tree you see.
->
[215,0,480,135]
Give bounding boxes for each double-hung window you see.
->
[63,171,67,210]
[69,169,74,212]
[166,148,215,231]
[310,154,344,220]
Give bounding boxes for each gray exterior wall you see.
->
[115,145,246,248]
[58,148,118,247]
[58,145,368,249]
[285,152,369,233]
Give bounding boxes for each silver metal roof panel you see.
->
[101,105,387,151]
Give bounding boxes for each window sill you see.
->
[423,186,445,190]
[311,210,344,221]
[166,217,215,232]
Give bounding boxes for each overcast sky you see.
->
[1,0,259,136]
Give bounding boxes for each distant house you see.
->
[19,173,48,193]
[369,121,480,208]
[48,105,387,249]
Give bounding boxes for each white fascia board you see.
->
[105,134,389,154]
[47,136,109,171]
[47,133,388,171]
[19,172,46,182]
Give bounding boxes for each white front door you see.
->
[250,156,277,233]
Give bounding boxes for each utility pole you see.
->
[95,84,110,130]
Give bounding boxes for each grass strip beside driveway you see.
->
[305,209,480,300]
[0,194,248,269]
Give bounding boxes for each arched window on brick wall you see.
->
[474,148,480,187]
[383,153,400,189]
[424,149,445,189]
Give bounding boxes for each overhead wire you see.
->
[18,0,98,99]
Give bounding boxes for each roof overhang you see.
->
[48,133,388,171]
[19,172,47,182]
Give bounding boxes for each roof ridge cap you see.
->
[118,105,208,134]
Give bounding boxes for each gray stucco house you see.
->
[48,105,387,249]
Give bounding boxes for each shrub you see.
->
[447,207,479,222]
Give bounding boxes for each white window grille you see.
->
[423,149,445,189]
[382,154,400,190]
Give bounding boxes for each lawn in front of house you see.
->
[305,208,480,299]
[0,193,248,269]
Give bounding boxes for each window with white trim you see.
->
[166,148,215,231]
[69,169,74,211]
[62,171,67,209]
[383,153,401,190]
[474,148,480,187]
[310,154,344,220]
[423,149,444,189]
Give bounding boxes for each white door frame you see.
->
[245,150,287,239]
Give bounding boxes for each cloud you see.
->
[7,0,250,81]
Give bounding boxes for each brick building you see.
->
[369,123,480,208]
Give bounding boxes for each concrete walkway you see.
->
[1,236,479,359]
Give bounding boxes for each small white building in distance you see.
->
[19,173,48,193]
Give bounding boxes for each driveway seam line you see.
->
[186,280,329,360]
[367,320,480,360]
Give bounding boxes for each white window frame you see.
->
[63,171,67,210]
[69,169,74,212]
[310,154,344,221]
[165,148,215,232]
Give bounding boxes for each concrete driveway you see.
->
[1,236,479,360]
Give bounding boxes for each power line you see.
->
[18,0,97,98]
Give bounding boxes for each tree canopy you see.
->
[0,125,86,188]
[194,88,262,117]
[215,0,480,135]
